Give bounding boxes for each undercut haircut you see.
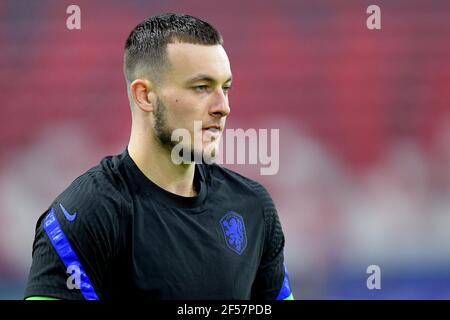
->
[124,13,224,88]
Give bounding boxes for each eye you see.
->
[223,86,232,94]
[194,85,209,93]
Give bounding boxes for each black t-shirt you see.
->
[24,149,292,300]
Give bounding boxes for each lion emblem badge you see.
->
[220,211,247,255]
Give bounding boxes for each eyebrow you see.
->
[186,74,232,84]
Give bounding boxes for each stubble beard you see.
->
[154,96,204,163]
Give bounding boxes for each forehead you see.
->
[165,42,232,83]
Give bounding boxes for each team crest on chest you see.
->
[219,211,247,255]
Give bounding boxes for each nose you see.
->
[209,88,230,118]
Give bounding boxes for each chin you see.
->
[201,143,220,164]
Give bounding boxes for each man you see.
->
[24,13,293,300]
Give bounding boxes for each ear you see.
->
[130,79,156,112]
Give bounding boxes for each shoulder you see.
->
[59,155,125,208]
[202,163,275,209]
[38,153,128,231]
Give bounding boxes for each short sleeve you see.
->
[250,184,293,300]
[24,172,123,300]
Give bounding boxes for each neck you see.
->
[128,127,197,197]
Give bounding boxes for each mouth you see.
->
[202,125,222,140]
[203,124,222,130]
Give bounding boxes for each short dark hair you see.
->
[124,13,223,87]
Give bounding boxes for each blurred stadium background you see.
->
[1,0,450,299]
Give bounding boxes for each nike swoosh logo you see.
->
[59,203,77,222]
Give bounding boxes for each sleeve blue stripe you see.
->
[43,208,99,300]
[276,264,293,300]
